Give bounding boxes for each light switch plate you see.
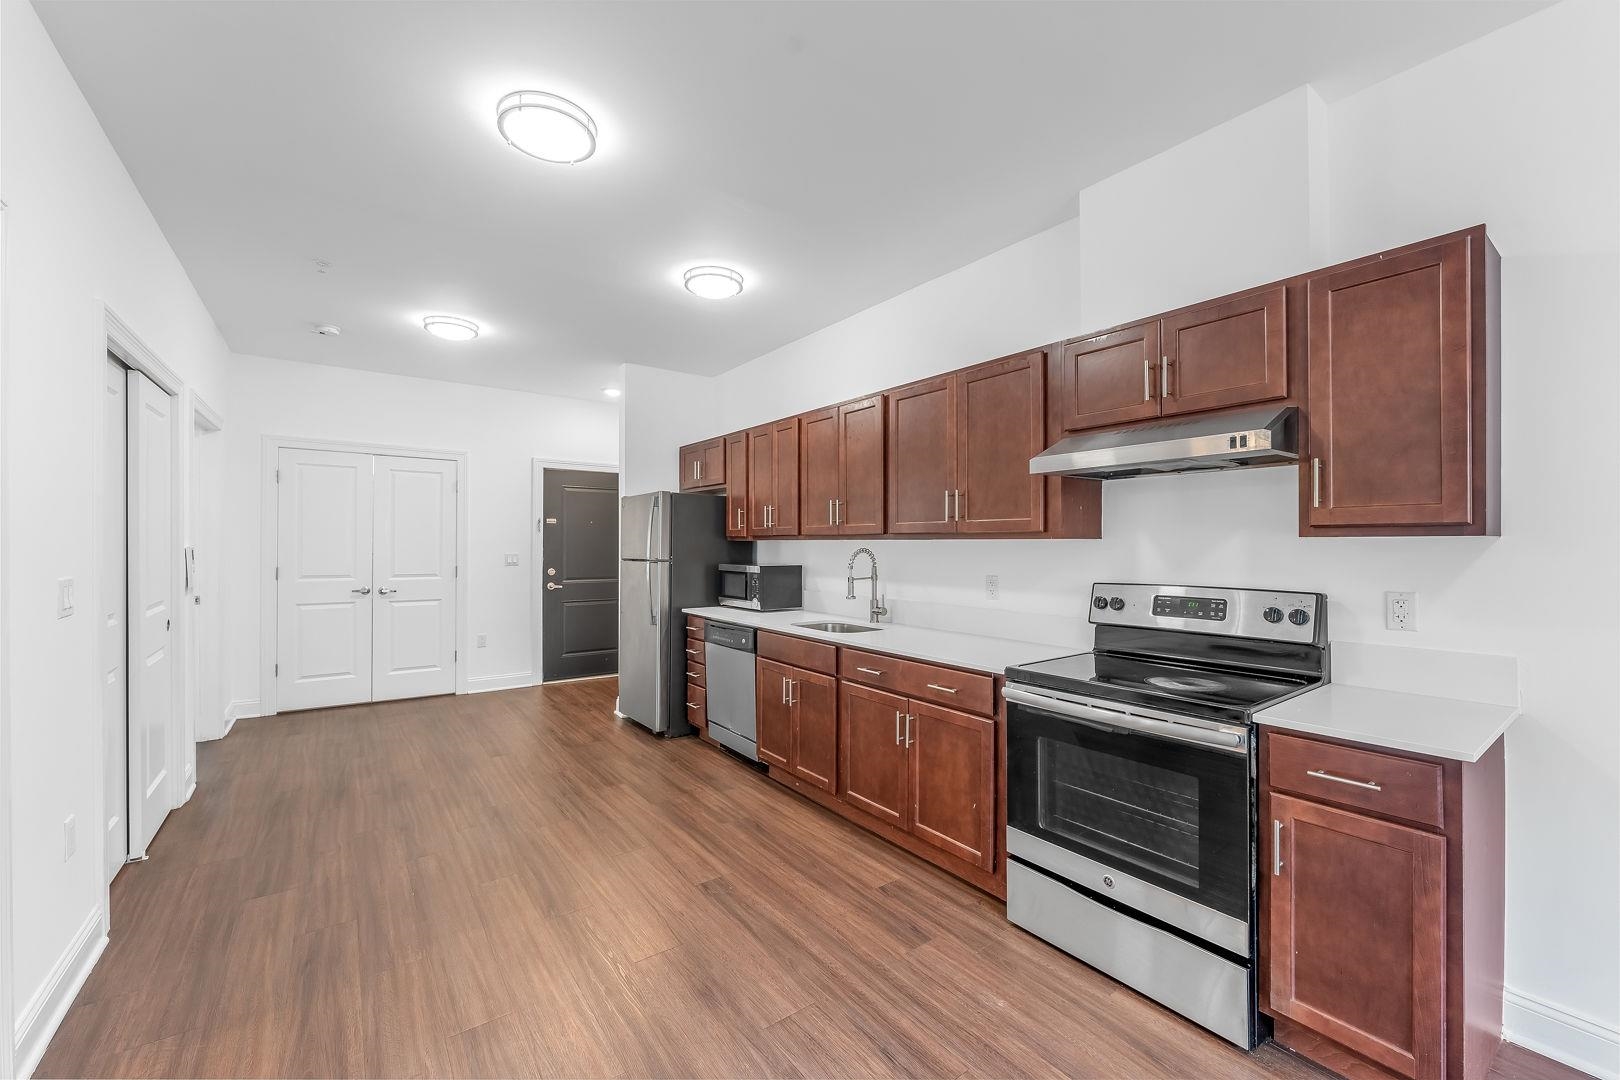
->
[504,553,520,566]
[475,634,488,648]
[57,577,75,619]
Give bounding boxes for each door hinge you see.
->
[274,566,279,580]
[275,467,280,483]
[274,663,279,676]
[455,565,459,578]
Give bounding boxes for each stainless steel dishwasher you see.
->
[703,622,758,760]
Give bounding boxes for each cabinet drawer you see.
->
[758,631,837,676]
[685,684,707,730]
[683,637,704,663]
[686,615,705,635]
[839,648,907,693]
[685,660,706,689]
[1266,732,1444,830]
[897,660,994,716]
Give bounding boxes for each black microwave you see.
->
[717,564,802,611]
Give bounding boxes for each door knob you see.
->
[352,586,371,595]
[546,582,562,591]
[377,587,397,595]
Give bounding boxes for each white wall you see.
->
[619,362,720,496]
[223,353,619,709]
[625,2,1620,1073]
[1,0,234,1069]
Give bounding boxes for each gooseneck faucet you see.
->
[845,547,888,623]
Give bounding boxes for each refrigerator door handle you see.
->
[647,560,656,625]
[646,493,660,562]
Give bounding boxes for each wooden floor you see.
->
[39,679,1579,1080]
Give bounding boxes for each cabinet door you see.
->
[755,658,794,768]
[747,425,775,534]
[837,396,886,534]
[1162,286,1287,416]
[1267,793,1446,1080]
[907,701,995,871]
[723,432,748,539]
[838,682,910,827]
[678,443,705,491]
[770,417,800,535]
[799,407,841,536]
[1058,321,1161,432]
[789,669,838,793]
[699,438,727,487]
[1305,238,1473,528]
[886,377,956,534]
[957,352,1045,535]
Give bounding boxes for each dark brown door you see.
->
[1306,237,1473,528]
[886,376,956,534]
[678,443,704,491]
[789,669,838,793]
[540,468,620,680]
[1058,321,1161,432]
[747,425,774,534]
[837,396,885,534]
[755,657,793,768]
[838,682,909,827]
[956,351,1045,535]
[699,438,726,487]
[907,700,995,871]
[770,417,800,535]
[1162,286,1287,416]
[1267,793,1446,1080]
[723,432,748,539]
[799,407,840,536]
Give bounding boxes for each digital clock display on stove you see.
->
[1153,594,1228,621]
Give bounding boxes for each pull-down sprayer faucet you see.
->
[845,547,888,623]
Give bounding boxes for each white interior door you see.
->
[372,455,457,701]
[127,368,174,857]
[276,448,373,711]
[103,356,128,880]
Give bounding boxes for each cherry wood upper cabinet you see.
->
[722,431,748,539]
[839,682,910,828]
[678,436,726,491]
[798,406,841,537]
[957,351,1045,535]
[1162,286,1287,416]
[908,700,996,872]
[754,657,794,768]
[1267,792,1447,1080]
[838,397,886,534]
[1304,235,1485,533]
[746,419,801,536]
[1058,321,1161,432]
[747,425,775,534]
[886,377,956,534]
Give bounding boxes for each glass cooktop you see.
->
[1006,650,1318,722]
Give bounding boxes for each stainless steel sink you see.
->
[794,620,880,634]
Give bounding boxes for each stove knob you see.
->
[1108,597,1125,611]
[1288,608,1311,626]
[1093,595,1109,610]
[1263,606,1284,624]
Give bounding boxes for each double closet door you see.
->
[277,447,458,711]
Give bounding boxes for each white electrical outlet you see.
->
[475,634,488,648]
[504,553,520,566]
[64,815,76,860]
[985,574,1000,602]
[1385,591,1418,632]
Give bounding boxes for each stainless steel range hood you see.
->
[1030,406,1298,480]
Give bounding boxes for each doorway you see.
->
[533,465,619,681]
[273,444,461,712]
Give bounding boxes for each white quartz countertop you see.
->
[682,607,1072,676]
[1255,684,1519,763]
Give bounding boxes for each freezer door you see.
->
[617,555,670,732]
[619,492,669,561]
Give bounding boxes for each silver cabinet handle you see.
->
[1312,458,1322,508]
[828,499,835,526]
[945,490,952,522]
[895,710,904,745]
[687,702,700,710]
[377,587,397,595]
[856,666,884,676]
[1306,768,1382,791]
[835,498,843,525]
[905,714,914,748]
[788,679,797,706]
[925,683,957,694]
[1143,358,1152,401]
[351,586,371,595]
[781,676,789,705]
[1272,820,1284,876]
[953,490,963,521]
[1161,354,1170,398]
[685,647,699,656]
[687,670,701,679]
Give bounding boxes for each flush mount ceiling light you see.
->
[601,387,622,398]
[496,90,597,164]
[422,315,480,342]
[683,265,745,300]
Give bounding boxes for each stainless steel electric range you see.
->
[1002,583,1328,1048]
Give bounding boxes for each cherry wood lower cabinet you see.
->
[839,683,909,826]
[754,656,837,793]
[1260,729,1506,1080]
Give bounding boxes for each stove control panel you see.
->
[1152,594,1228,621]
[1090,583,1325,644]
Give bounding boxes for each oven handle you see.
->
[1002,686,1248,755]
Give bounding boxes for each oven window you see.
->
[1037,737,1200,888]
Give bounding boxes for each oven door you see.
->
[1005,685,1252,950]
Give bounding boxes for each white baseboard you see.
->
[1505,985,1620,1079]
[205,698,262,740]
[14,907,107,1079]
[464,671,536,694]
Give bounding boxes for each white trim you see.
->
[205,698,262,741]
[0,195,16,1080]
[465,671,536,694]
[259,435,470,716]
[190,391,224,434]
[530,458,618,682]
[13,907,107,1080]
[1505,986,1620,1080]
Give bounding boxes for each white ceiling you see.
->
[36,0,1545,400]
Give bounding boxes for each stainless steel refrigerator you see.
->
[617,492,753,736]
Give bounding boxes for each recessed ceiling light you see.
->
[683,265,745,300]
[496,90,597,164]
[602,387,622,398]
[422,315,480,342]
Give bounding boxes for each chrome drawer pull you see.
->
[925,683,957,694]
[856,666,884,676]
[686,702,700,710]
[1272,820,1284,876]
[1307,768,1382,791]
[687,671,701,679]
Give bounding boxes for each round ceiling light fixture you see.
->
[683,265,745,300]
[496,90,597,164]
[422,314,480,342]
